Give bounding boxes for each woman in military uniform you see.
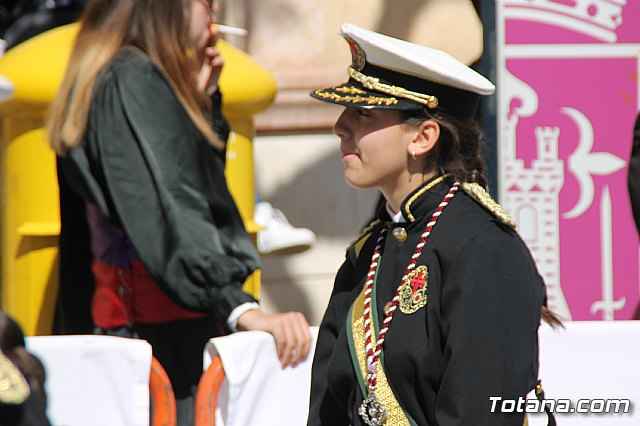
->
[307,23,552,426]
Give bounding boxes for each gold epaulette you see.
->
[0,351,30,405]
[347,219,382,264]
[462,182,516,229]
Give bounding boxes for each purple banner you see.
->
[497,0,640,320]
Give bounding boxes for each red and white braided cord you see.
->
[363,182,460,390]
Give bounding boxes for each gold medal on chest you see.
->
[399,265,429,314]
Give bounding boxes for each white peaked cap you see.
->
[342,23,495,95]
[311,23,495,117]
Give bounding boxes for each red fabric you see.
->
[91,260,207,329]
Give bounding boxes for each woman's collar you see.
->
[398,174,452,222]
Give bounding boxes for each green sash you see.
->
[346,275,417,425]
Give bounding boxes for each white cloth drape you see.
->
[203,327,318,426]
[26,335,152,426]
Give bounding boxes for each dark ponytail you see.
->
[402,108,488,188]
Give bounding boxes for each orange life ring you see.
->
[194,355,226,426]
[149,356,177,426]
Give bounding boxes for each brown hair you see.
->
[402,108,488,188]
[48,0,223,155]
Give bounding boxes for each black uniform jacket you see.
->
[308,176,546,426]
[56,47,259,328]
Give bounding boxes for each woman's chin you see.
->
[344,173,375,190]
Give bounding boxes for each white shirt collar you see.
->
[386,202,406,223]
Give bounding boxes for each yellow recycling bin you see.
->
[0,23,275,335]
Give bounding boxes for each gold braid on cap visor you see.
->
[348,66,439,109]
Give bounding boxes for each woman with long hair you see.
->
[307,23,556,426]
[48,1,311,424]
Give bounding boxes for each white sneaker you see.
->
[0,74,14,103]
[254,202,316,255]
[0,40,13,103]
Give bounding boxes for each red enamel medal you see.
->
[399,265,428,314]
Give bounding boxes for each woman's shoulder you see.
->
[459,182,516,229]
[447,184,513,226]
[109,47,156,72]
[442,184,523,249]
[346,219,384,266]
[91,47,178,115]
[97,47,165,89]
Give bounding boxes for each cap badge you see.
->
[399,265,428,314]
[345,36,366,71]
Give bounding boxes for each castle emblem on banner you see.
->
[498,0,638,320]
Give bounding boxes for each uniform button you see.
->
[392,227,407,242]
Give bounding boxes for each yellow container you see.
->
[0,24,275,335]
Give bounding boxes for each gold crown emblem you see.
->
[504,0,626,42]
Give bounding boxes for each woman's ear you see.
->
[408,119,440,158]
